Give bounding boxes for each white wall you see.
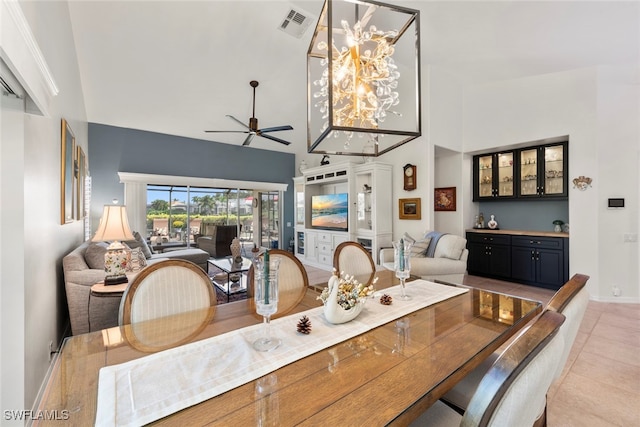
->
[595,66,640,301]
[461,66,639,302]
[1,0,88,416]
[378,137,431,241]
[1,93,26,425]
[434,148,464,236]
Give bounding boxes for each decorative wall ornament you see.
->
[572,176,592,191]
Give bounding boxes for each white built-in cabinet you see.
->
[294,162,392,269]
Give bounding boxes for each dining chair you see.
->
[248,249,308,319]
[119,259,216,352]
[333,241,376,285]
[410,310,566,427]
[440,274,590,425]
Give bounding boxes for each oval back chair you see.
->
[119,259,216,352]
[248,249,308,319]
[333,241,376,286]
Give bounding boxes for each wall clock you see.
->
[403,164,417,191]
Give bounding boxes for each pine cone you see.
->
[380,294,393,305]
[297,315,312,334]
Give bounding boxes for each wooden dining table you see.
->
[35,271,542,426]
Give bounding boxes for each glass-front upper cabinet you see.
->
[355,170,373,232]
[519,148,539,196]
[543,144,566,196]
[474,141,568,202]
[518,142,567,198]
[293,177,305,227]
[474,151,515,200]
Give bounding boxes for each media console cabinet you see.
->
[294,162,392,269]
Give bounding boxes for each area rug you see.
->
[213,285,247,305]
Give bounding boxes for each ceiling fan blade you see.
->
[259,125,293,133]
[204,130,249,133]
[242,133,256,146]
[259,132,291,146]
[226,114,250,129]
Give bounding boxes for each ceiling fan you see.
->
[205,80,293,146]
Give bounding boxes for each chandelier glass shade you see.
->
[307,0,421,157]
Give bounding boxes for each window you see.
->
[146,185,256,249]
[119,172,287,251]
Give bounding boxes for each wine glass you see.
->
[252,254,281,352]
[393,239,413,300]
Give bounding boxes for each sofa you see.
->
[380,232,468,283]
[196,224,238,258]
[63,234,210,335]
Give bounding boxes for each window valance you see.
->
[117,172,288,192]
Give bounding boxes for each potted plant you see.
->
[553,220,564,232]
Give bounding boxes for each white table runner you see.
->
[95,280,468,426]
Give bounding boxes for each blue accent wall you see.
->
[478,200,568,232]
[88,123,296,246]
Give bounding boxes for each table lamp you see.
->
[92,205,135,285]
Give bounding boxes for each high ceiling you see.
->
[67,1,639,156]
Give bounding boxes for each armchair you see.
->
[196,224,239,258]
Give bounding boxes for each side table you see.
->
[88,281,128,332]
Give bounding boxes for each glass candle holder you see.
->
[392,239,413,300]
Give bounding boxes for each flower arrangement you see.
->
[318,269,377,310]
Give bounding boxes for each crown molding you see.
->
[0,0,58,116]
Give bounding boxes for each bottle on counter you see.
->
[488,215,498,230]
[478,212,485,228]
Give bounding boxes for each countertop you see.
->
[466,228,569,238]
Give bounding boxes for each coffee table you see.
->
[207,257,252,302]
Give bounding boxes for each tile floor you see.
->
[303,265,640,426]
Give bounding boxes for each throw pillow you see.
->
[410,237,431,258]
[402,232,416,244]
[437,235,466,260]
[125,231,154,259]
[85,242,109,269]
[127,247,147,272]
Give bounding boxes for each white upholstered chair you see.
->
[410,310,566,427]
[119,259,216,352]
[248,249,308,319]
[441,274,590,425]
[333,241,376,286]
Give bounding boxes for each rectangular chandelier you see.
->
[307,0,421,157]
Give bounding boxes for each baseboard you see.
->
[28,322,71,426]
[590,295,639,304]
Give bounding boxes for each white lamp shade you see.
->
[92,205,135,242]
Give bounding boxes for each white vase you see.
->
[230,237,242,259]
[323,274,365,324]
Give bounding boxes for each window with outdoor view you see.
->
[146,184,279,252]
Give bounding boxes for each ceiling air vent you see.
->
[278,8,312,38]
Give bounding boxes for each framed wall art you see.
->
[76,146,87,220]
[435,187,456,212]
[60,119,75,224]
[399,198,421,220]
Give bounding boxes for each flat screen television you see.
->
[311,193,349,231]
